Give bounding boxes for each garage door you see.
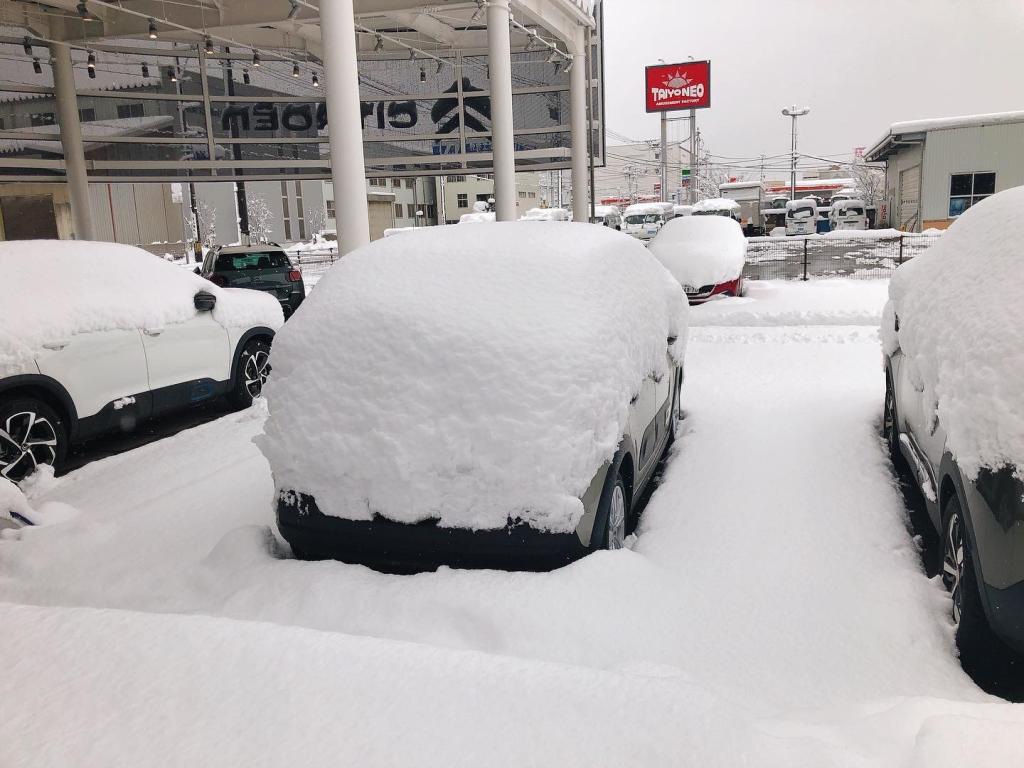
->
[1,195,59,240]
[898,166,920,232]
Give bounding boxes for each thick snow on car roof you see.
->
[649,216,747,288]
[259,223,688,532]
[692,198,741,213]
[882,185,1024,477]
[0,241,283,375]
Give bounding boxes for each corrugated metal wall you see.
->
[884,143,923,231]
[921,123,1024,222]
[88,183,183,249]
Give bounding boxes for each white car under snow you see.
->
[0,241,283,481]
[262,222,689,570]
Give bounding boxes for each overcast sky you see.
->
[601,0,1024,178]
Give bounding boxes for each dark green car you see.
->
[198,245,306,319]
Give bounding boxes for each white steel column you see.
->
[487,0,516,222]
[569,27,588,222]
[50,42,94,241]
[321,0,370,253]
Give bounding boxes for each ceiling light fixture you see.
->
[168,66,177,82]
[148,19,158,39]
[252,51,261,67]
[312,72,320,87]
[435,60,443,74]
[243,68,251,84]
[23,37,32,56]
[141,62,149,77]
[76,2,90,20]
[419,65,426,82]
[374,35,384,52]
[33,58,42,74]
[205,37,214,55]
[292,62,300,77]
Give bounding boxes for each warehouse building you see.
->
[865,110,1024,232]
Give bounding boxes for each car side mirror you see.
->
[193,266,201,275]
[194,291,217,312]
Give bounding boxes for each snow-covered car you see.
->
[828,198,868,231]
[590,204,622,229]
[882,186,1024,667]
[785,198,817,236]
[648,216,747,304]
[197,244,305,319]
[622,202,674,241]
[691,198,741,223]
[0,241,283,482]
[263,223,688,570]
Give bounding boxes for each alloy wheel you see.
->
[244,350,271,398]
[607,483,626,550]
[943,510,966,624]
[0,411,58,481]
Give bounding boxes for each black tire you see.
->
[0,397,67,482]
[942,493,1023,687]
[228,339,272,409]
[883,373,900,463]
[596,473,629,550]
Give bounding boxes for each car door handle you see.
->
[42,340,69,351]
[143,327,164,337]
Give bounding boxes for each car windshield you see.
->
[215,251,291,271]
[625,214,660,225]
[789,207,814,219]
[842,206,865,216]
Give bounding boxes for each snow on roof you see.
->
[258,222,688,533]
[520,207,570,221]
[692,198,741,213]
[867,110,1024,161]
[883,185,1024,476]
[592,205,620,216]
[786,198,817,212]
[458,211,496,224]
[765,179,854,193]
[831,199,866,212]
[0,241,283,375]
[718,181,763,190]
[649,216,746,288]
[623,202,674,215]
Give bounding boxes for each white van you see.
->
[622,202,674,241]
[785,199,818,236]
[829,198,868,231]
[520,207,570,222]
[591,204,623,230]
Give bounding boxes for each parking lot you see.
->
[4,279,1022,766]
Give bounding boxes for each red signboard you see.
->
[645,60,711,113]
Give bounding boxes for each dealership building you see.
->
[865,110,1024,232]
[0,0,603,254]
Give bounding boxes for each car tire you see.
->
[0,397,67,482]
[228,339,272,409]
[883,373,900,463]
[596,473,629,550]
[941,493,1022,685]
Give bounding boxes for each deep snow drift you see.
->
[0,241,283,374]
[259,223,687,532]
[883,186,1024,477]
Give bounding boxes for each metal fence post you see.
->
[802,237,809,281]
[898,235,904,265]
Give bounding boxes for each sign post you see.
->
[645,60,711,205]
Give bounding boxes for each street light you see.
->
[781,105,810,203]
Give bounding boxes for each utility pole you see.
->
[660,112,668,203]
[688,108,697,204]
[782,105,810,201]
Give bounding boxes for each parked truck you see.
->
[718,180,767,236]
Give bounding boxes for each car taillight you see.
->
[287,270,302,282]
[210,274,228,287]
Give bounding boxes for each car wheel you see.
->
[883,374,900,462]
[229,339,272,408]
[0,398,67,482]
[599,475,628,550]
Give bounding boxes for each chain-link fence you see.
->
[291,248,340,284]
[744,233,942,281]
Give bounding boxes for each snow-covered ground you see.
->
[3,279,1024,766]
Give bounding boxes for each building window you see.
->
[116,103,144,119]
[405,178,415,189]
[476,193,490,202]
[280,181,292,241]
[30,112,55,127]
[326,199,335,220]
[392,178,401,187]
[406,203,418,218]
[949,172,995,217]
[368,177,386,187]
[425,204,437,220]
[78,108,95,122]
[447,175,466,183]
[394,202,404,218]
[294,181,306,240]
[457,193,468,208]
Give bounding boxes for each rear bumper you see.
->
[277,492,589,572]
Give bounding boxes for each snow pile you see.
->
[883,186,1024,477]
[623,202,671,218]
[259,223,687,532]
[592,204,620,218]
[0,241,283,374]
[672,205,693,217]
[649,216,746,287]
[458,211,495,224]
[692,198,740,214]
